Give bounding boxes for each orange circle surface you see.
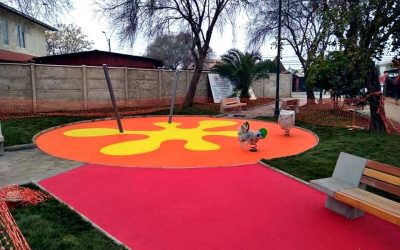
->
[35,116,318,168]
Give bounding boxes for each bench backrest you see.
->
[285,99,299,106]
[281,99,300,113]
[333,152,400,197]
[361,160,400,196]
[332,152,367,186]
[222,97,241,105]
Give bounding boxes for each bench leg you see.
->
[325,196,364,219]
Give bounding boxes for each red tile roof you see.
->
[0,49,34,63]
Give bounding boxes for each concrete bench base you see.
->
[325,196,364,219]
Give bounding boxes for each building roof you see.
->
[0,2,57,31]
[384,68,399,74]
[0,49,34,63]
[272,57,287,73]
[34,50,164,68]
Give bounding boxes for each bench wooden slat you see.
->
[220,97,247,112]
[335,188,400,226]
[366,160,400,177]
[360,176,400,196]
[363,168,400,186]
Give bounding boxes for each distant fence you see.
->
[296,97,400,134]
[0,63,292,118]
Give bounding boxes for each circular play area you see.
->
[35,116,318,168]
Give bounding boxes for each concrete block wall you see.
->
[0,63,292,113]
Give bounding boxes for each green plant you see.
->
[211,49,276,98]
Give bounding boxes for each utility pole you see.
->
[274,0,283,117]
[102,31,111,52]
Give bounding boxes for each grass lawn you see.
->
[257,117,400,182]
[11,184,126,250]
[1,116,89,147]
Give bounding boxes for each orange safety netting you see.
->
[0,202,30,250]
[297,94,400,134]
[0,96,273,120]
[0,185,50,250]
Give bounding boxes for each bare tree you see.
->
[145,32,216,70]
[248,0,333,101]
[46,24,94,55]
[2,0,72,21]
[97,0,249,107]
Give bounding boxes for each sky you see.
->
[4,0,389,70]
[64,0,305,69]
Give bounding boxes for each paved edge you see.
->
[257,160,310,186]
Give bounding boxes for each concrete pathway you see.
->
[0,148,82,186]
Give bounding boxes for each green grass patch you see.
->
[11,184,126,250]
[257,117,400,182]
[2,117,89,146]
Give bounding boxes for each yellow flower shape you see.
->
[64,120,238,156]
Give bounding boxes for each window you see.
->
[1,20,8,45]
[17,25,26,48]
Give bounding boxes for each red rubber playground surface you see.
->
[35,116,319,168]
[39,163,400,250]
[35,116,399,249]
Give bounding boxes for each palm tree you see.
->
[211,49,276,98]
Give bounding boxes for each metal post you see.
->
[103,64,124,133]
[274,0,283,117]
[168,69,180,124]
[0,121,4,156]
[108,39,111,52]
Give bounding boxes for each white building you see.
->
[0,2,57,57]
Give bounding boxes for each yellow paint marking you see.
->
[64,120,238,156]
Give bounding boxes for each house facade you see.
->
[0,2,57,57]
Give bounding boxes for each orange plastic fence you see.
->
[0,185,51,250]
[297,94,399,134]
[0,202,30,250]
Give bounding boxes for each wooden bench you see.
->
[281,99,300,113]
[220,97,247,113]
[310,152,400,226]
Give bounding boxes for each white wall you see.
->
[0,8,48,56]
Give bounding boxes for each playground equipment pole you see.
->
[0,121,4,155]
[103,64,124,133]
[168,69,180,124]
[274,0,282,117]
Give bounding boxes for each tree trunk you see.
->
[304,70,316,105]
[182,61,205,107]
[366,72,387,133]
[369,94,386,132]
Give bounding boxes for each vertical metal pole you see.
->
[168,69,180,124]
[274,0,283,117]
[0,121,4,156]
[103,64,124,133]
